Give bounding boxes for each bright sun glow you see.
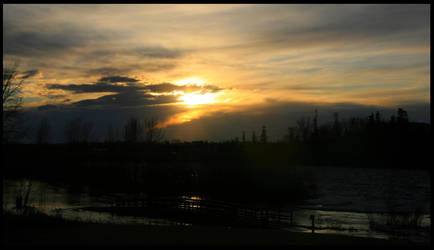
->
[179,91,217,106]
[175,77,206,85]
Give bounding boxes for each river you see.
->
[3,166,430,243]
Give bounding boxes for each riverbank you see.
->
[4,212,422,246]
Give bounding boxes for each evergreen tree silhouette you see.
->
[287,127,297,144]
[312,109,320,141]
[36,117,51,144]
[124,117,143,143]
[106,124,115,143]
[332,112,341,138]
[375,111,381,124]
[260,125,267,143]
[397,108,408,123]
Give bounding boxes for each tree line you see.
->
[279,108,429,167]
[32,116,165,144]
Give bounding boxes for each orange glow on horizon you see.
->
[157,110,205,128]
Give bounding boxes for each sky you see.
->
[3,4,430,142]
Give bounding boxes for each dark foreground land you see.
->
[3,212,422,246]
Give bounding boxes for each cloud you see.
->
[98,76,139,83]
[73,91,179,108]
[20,69,39,79]
[46,94,68,100]
[46,75,143,93]
[37,104,57,111]
[87,67,130,76]
[3,22,104,57]
[138,62,178,72]
[201,85,223,93]
[215,5,429,54]
[297,68,322,73]
[85,61,178,77]
[282,5,428,42]
[143,83,183,93]
[47,76,223,95]
[135,46,182,59]
[144,83,223,94]
[46,82,127,93]
[3,5,185,83]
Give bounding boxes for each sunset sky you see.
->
[3,4,430,142]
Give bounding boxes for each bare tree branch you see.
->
[3,63,26,143]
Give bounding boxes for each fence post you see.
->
[277,209,281,223]
[290,210,293,225]
[310,215,315,233]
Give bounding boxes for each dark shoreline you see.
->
[4,212,422,246]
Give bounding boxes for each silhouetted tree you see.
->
[36,117,51,144]
[65,119,80,144]
[313,109,319,136]
[390,115,396,124]
[16,179,32,211]
[115,127,121,142]
[276,107,428,168]
[260,125,267,143]
[242,131,246,143]
[3,63,26,143]
[106,124,115,143]
[124,117,143,143]
[81,121,94,143]
[397,108,408,123]
[368,112,375,127]
[144,117,164,143]
[296,117,311,142]
[64,118,94,143]
[375,111,382,124]
[332,112,341,137]
[285,127,297,144]
[252,131,257,143]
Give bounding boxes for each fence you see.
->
[110,197,297,229]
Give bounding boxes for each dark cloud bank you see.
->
[20,69,39,79]
[45,75,223,108]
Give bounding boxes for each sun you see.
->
[179,91,217,106]
[174,77,218,106]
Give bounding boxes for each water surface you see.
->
[3,166,430,243]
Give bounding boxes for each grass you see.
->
[3,211,423,246]
[368,209,430,238]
